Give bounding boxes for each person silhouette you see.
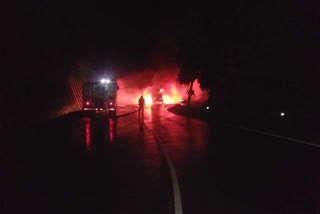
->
[138,95,145,113]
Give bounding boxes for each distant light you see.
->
[86,101,90,105]
[106,79,110,84]
[95,108,98,111]
[281,112,285,116]
[206,106,210,110]
[160,89,164,93]
[100,108,103,111]
[110,102,113,105]
[101,79,106,83]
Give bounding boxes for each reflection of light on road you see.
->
[145,105,152,117]
[143,121,183,214]
[187,119,208,154]
[109,118,114,143]
[85,118,91,151]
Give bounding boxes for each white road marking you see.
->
[221,123,320,148]
[160,144,183,214]
[143,123,183,214]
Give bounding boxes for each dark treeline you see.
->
[176,1,320,112]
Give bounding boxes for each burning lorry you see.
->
[82,78,119,117]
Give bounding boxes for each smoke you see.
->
[116,68,154,105]
[192,80,209,102]
[117,65,209,106]
[108,29,209,106]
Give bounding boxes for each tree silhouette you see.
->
[176,12,206,108]
[176,5,257,109]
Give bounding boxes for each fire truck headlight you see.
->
[106,79,110,83]
[101,79,106,83]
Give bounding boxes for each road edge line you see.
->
[220,123,320,148]
[143,123,183,214]
[162,146,183,214]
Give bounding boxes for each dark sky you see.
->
[2,1,320,73]
[1,1,320,102]
[1,1,184,69]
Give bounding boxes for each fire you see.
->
[114,66,210,106]
[162,85,183,104]
[141,89,153,105]
[133,84,183,106]
[133,90,152,106]
[163,95,174,104]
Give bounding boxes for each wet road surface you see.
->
[2,105,320,213]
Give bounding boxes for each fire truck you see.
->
[82,78,119,117]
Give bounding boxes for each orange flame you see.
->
[134,89,153,105]
[117,66,209,106]
[143,89,153,105]
[134,84,183,105]
[162,85,183,104]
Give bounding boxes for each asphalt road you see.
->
[2,105,320,214]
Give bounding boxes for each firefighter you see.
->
[138,95,145,112]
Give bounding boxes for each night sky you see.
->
[2,1,320,73]
[2,1,183,68]
[1,1,320,121]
